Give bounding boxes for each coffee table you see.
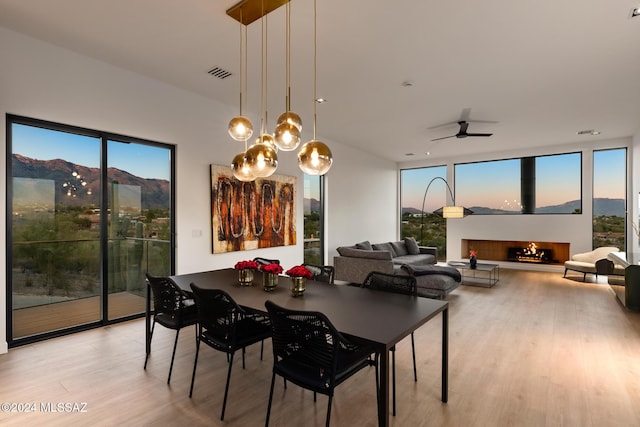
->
[447,261,499,287]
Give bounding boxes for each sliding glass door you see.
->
[7,116,174,345]
[106,139,173,320]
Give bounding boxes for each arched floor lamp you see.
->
[420,176,472,243]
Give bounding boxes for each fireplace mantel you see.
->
[461,239,570,265]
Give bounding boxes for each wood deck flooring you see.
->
[11,292,146,338]
[1,269,640,426]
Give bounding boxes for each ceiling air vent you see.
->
[208,67,233,79]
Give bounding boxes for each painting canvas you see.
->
[211,164,297,253]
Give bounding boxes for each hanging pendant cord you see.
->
[313,0,318,140]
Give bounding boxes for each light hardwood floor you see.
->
[1,269,640,426]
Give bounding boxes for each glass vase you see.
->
[263,272,279,292]
[290,276,306,297]
[238,269,254,286]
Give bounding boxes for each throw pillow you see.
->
[390,240,409,256]
[404,237,420,255]
[372,242,397,257]
[355,240,372,250]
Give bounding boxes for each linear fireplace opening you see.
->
[461,239,570,265]
[507,242,554,263]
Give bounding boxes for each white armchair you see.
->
[563,246,619,281]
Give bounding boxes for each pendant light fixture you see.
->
[273,0,302,151]
[226,0,333,177]
[298,0,333,175]
[245,0,278,178]
[228,10,253,142]
[230,12,256,182]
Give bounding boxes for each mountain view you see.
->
[403,198,625,216]
[12,154,170,209]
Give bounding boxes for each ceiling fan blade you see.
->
[458,121,469,134]
[465,133,493,137]
[430,135,456,141]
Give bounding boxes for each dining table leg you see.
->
[378,346,390,426]
[442,306,448,403]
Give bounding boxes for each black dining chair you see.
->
[264,300,378,427]
[362,271,417,416]
[144,273,198,385]
[189,284,272,421]
[302,263,335,284]
[254,257,280,266]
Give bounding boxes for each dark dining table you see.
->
[146,268,448,426]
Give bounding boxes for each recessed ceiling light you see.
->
[401,81,415,87]
[425,152,431,156]
[315,98,327,103]
[630,7,640,18]
[404,153,415,156]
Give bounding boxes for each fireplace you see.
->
[507,242,554,263]
[461,239,569,265]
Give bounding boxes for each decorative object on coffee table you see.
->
[469,250,477,269]
[286,265,312,296]
[234,260,259,285]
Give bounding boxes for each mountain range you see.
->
[403,198,625,216]
[12,154,170,209]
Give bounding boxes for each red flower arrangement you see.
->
[285,265,313,279]
[261,263,283,275]
[469,250,477,257]
[234,260,259,270]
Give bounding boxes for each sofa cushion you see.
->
[336,246,393,260]
[372,242,397,256]
[355,240,372,250]
[571,246,619,263]
[393,254,436,266]
[390,240,409,256]
[404,237,420,255]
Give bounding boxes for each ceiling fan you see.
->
[431,121,493,141]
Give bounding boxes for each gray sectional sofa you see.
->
[334,238,461,298]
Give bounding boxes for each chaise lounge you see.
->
[563,246,620,281]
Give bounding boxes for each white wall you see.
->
[325,142,398,261]
[0,27,397,352]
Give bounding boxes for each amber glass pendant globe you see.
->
[273,121,301,151]
[231,152,256,182]
[276,111,302,131]
[255,133,277,149]
[228,116,253,141]
[246,142,278,177]
[298,140,333,175]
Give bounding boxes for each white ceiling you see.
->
[1,0,639,162]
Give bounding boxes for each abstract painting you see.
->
[211,164,297,253]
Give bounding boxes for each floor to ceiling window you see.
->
[303,174,323,265]
[400,166,447,260]
[593,148,626,250]
[7,115,174,346]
